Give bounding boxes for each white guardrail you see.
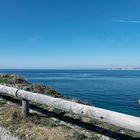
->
[0,84,140,132]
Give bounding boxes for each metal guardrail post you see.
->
[22,99,29,117]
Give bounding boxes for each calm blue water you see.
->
[0,69,140,117]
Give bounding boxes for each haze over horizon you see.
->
[0,0,140,69]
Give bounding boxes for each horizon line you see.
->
[0,68,140,70]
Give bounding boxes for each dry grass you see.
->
[0,104,67,140]
[0,102,99,140]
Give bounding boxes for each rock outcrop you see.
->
[0,74,62,98]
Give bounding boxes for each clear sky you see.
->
[0,0,140,69]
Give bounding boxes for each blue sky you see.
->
[0,0,140,69]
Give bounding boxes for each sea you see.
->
[0,69,140,117]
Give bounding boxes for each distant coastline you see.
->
[109,68,140,71]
